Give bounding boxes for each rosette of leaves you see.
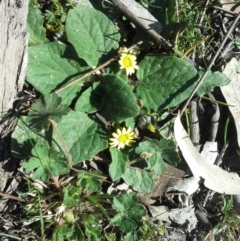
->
[111,192,146,234]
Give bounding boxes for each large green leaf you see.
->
[27,42,90,105]
[27,0,48,46]
[122,168,156,193]
[66,5,120,67]
[135,138,180,173]
[99,75,139,122]
[136,54,230,111]
[53,111,108,165]
[22,144,69,181]
[136,54,199,111]
[109,148,129,181]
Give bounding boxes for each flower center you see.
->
[118,134,130,143]
[123,56,133,68]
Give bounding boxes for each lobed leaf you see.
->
[82,214,102,241]
[135,138,180,173]
[63,186,82,207]
[111,193,146,233]
[122,168,156,193]
[22,144,69,181]
[26,93,70,131]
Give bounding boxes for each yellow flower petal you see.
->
[118,47,139,76]
[109,127,136,150]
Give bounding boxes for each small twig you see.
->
[207,92,220,142]
[180,13,240,116]
[0,191,53,208]
[54,57,117,94]
[199,0,210,24]
[52,176,61,191]
[189,99,200,146]
[0,191,26,203]
[212,5,238,17]
[127,157,143,167]
[214,143,229,166]
[175,0,179,23]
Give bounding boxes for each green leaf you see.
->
[235,38,240,49]
[75,83,105,113]
[196,70,230,97]
[63,186,82,207]
[27,42,90,105]
[122,168,156,193]
[66,5,120,67]
[99,75,139,122]
[11,116,45,159]
[82,214,102,241]
[81,214,102,241]
[136,54,199,111]
[53,224,84,241]
[135,138,180,173]
[26,93,70,131]
[22,143,69,181]
[27,0,48,46]
[109,148,129,181]
[53,225,68,241]
[111,193,146,233]
[53,111,108,165]
[158,112,174,139]
[77,170,102,192]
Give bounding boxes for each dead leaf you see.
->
[221,58,240,148]
[138,163,184,205]
[219,0,240,14]
[201,141,218,165]
[171,176,200,196]
[174,115,240,194]
[149,205,198,232]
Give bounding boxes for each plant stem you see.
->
[49,118,71,169]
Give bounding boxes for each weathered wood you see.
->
[0,0,29,193]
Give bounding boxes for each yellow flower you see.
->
[118,47,139,76]
[109,127,136,150]
[146,123,156,133]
